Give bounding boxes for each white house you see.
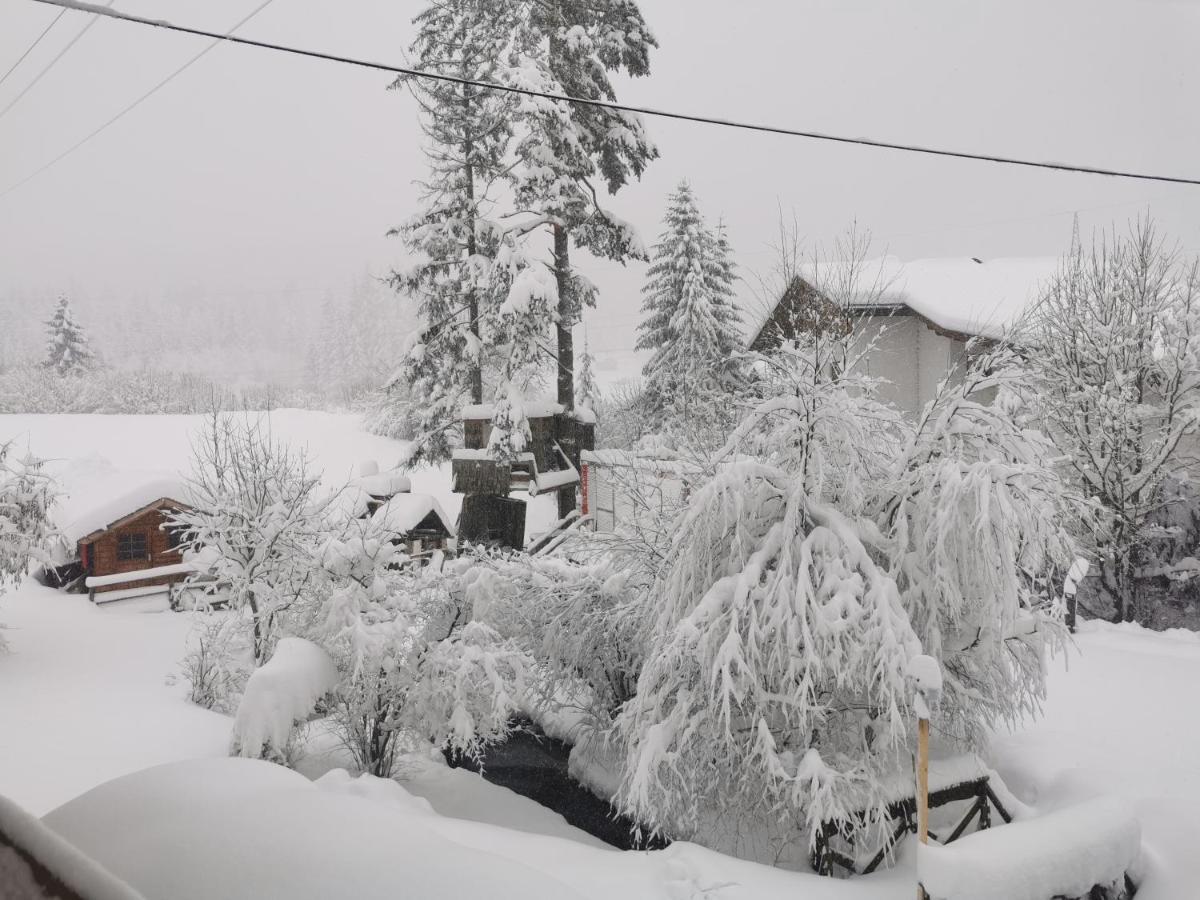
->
[747,257,1060,418]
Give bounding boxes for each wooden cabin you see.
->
[78,497,192,601]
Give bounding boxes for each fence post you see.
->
[918,715,929,900]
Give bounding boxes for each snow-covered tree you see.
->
[636,182,742,435]
[878,347,1075,747]
[613,325,1075,855]
[1025,219,1200,622]
[43,294,94,375]
[0,443,57,651]
[173,411,327,665]
[388,0,519,466]
[503,0,658,420]
[574,330,599,413]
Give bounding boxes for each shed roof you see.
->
[370,493,456,538]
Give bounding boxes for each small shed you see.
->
[76,495,192,602]
[371,493,456,561]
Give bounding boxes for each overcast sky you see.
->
[2,0,1199,378]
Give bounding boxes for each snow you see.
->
[990,620,1200,900]
[231,638,338,759]
[920,797,1139,900]
[60,477,187,545]
[0,794,144,900]
[0,582,231,816]
[371,492,456,537]
[462,400,565,420]
[84,561,196,588]
[89,584,172,605]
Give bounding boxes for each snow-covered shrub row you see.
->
[0,363,324,415]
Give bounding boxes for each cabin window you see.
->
[117,532,148,561]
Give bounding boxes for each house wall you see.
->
[851,314,969,419]
[82,506,184,594]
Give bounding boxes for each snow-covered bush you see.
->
[314,524,528,777]
[465,551,647,723]
[182,613,251,713]
[172,412,328,665]
[231,637,339,764]
[0,444,58,650]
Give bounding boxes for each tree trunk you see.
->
[553,225,577,520]
[463,81,483,405]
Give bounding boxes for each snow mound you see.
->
[919,797,1139,900]
[42,758,591,900]
[231,638,338,759]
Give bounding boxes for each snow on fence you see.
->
[0,793,146,900]
[84,562,197,589]
[231,638,338,763]
[919,797,1140,900]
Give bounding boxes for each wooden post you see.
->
[917,716,930,900]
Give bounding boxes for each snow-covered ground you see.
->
[2,412,1196,898]
[990,621,1200,900]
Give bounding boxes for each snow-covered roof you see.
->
[747,256,1060,345]
[370,493,456,537]
[65,477,189,544]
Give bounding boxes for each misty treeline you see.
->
[0,274,417,414]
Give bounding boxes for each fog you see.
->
[2,0,1198,385]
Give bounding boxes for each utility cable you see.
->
[20,0,1200,188]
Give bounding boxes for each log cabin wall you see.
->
[82,506,184,593]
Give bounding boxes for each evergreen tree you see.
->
[389,0,518,466]
[43,295,94,375]
[635,182,742,436]
[574,329,599,412]
[504,0,658,411]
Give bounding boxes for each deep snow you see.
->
[2,412,1195,898]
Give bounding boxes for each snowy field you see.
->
[1,412,1196,897]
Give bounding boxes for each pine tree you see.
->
[43,295,94,375]
[635,182,742,436]
[389,0,518,466]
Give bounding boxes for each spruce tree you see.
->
[504,0,658,412]
[574,329,599,412]
[635,182,742,436]
[43,294,94,375]
[389,0,518,466]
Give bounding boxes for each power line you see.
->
[0,5,69,90]
[21,0,1200,189]
[1,0,278,200]
[0,0,114,122]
